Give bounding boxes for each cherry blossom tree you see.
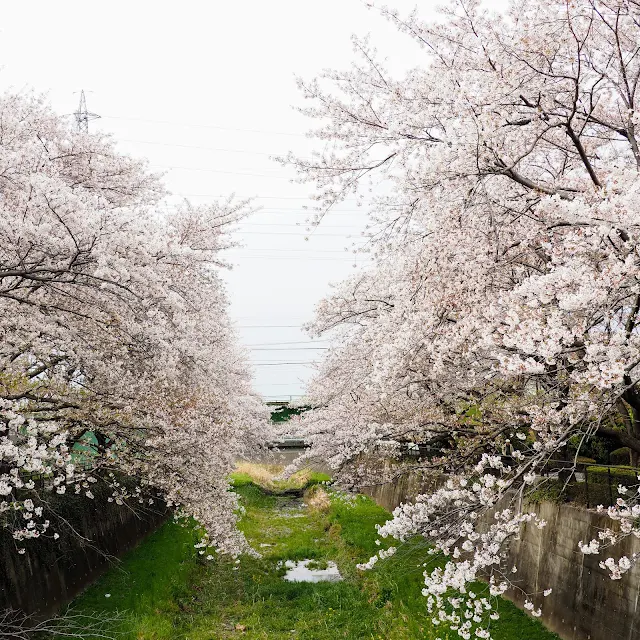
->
[284,0,640,635]
[0,91,267,558]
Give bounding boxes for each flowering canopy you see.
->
[285,0,640,635]
[0,92,267,555]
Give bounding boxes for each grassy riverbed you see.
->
[61,468,558,640]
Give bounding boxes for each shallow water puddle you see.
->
[281,559,342,583]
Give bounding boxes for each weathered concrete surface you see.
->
[361,471,640,640]
[246,446,330,473]
[505,500,640,640]
[360,467,440,512]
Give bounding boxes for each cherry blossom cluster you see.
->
[578,477,640,579]
[284,0,640,635]
[0,91,268,555]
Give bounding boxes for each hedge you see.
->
[610,447,632,466]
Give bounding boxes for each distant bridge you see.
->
[267,437,308,449]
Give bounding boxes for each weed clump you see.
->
[233,462,330,495]
[304,485,331,513]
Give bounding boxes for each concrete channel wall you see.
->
[506,500,640,640]
[359,467,640,640]
[0,497,167,617]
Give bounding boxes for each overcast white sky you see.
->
[0,0,448,399]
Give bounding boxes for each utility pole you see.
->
[74,90,100,133]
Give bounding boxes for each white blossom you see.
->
[0,91,270,553]
[280,1,640,635]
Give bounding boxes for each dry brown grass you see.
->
[304,485,331,513]
[234,462,320,492]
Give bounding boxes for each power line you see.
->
[255,211,363,215]
[251,362,316,366]
[229,256,366,262]
[151,165,292,180]
[261,383,308,387]
[157,205,365,213]
[260,392,304,398]
[119,138,386,178]
[252,360,318,362]
[101,114,307,137]
[237,325,304,328]
[265,390,304,398]
[262,383,308,387]
[228,248,359,253]
[118,138,310,159]
[232,231,365,237]
[263,395,305,398]
[228,251,366,257]
[173,194,360,201]
[234,316,310,320]
[245,341,329,346]
[234,223,365,228]
[156,205,369,223]
[249,347,328,351]
[121,138,274,156]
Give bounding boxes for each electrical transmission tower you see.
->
[74,90,100,133]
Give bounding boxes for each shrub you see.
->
[585,466,638,507]
[528,480,565,504]
[587,465,638,482]
[610,447,631,466]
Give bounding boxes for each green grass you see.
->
[60,517,202,637]
[59,481,559,640]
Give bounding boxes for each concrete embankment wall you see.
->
[0,496,167,617]
[360,470,640,640]
[248,447,331,473]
